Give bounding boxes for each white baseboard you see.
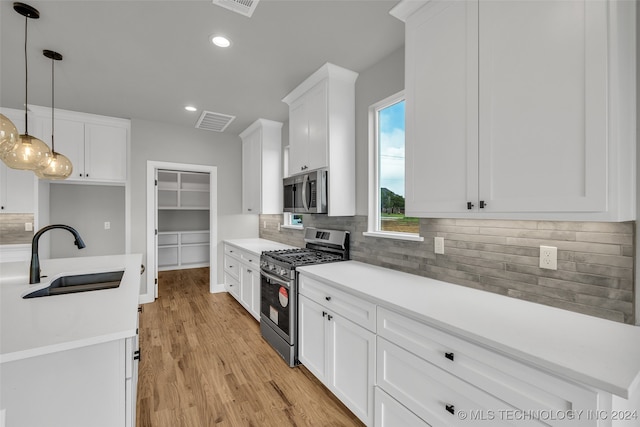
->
[138,283,226,303]
[210,283,226,293]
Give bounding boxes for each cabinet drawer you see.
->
[378,307,598,424]
[224,244,241,258]
[225,272,240,299]
[238,250,260,270]
[223,255,239,279]
[375,387,429,427]
[378,337,520,427]
[224,245,260,269]
[299,274,376,332]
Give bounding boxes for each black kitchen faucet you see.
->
[30,224,86,284]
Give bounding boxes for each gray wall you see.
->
[261,45,637,325]
[355,47,405,215]
[49,184,125,258]
[130,118,258,294]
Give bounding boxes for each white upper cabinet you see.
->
[282,63,359,216]
[287,80,329,174]
[392,0,636,221]
[239,118,283,215]
[31,106,130,184]
[0,108,36,214]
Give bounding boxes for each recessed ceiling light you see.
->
[211,35,231,48]
[185,106,197,112]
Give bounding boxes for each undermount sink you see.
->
[23,270,125,299]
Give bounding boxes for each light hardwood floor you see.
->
[136,268,364,427]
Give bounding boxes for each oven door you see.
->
[260,269,295,344]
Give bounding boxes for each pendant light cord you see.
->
[23,13,28,135]
[50,53,55,154]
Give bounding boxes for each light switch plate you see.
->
[25,222,33,232]
[104,221,111,230]
[434,237,445,254]
[539,245,558,270]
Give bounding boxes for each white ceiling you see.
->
[0,0,405,135]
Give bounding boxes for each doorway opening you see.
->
[145,161,217,300]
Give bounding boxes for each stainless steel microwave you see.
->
[283,169,328,214]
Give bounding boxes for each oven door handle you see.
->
[260,269,291,288]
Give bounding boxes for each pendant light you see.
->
[36,50,73,180]
[2,2,52,171]
[0,114,20,156]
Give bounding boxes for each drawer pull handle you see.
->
[325,296,331,301]
[445,352,454,361]
[327,314,333,321]
[322,311,327,317]
[445,404,455,415]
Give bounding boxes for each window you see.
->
[365,91,422,241]
[283,212,303,229]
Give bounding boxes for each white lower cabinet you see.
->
[240,264,260,320]
[298,276,375,426]
[375,387,429,427]
[223,243,260,321]
[0,336,138,427]
[376,307,605,427]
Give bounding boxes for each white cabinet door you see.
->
[240,265,260,320]
[298,295,328,381]
[299,293,374,425]
[84,123,127,182]
[328,311,375,425]
[478,0,607,213]
[288,99,308,175]
[42,117,85,179]
[0,109,35,214]
[240,264,254,313]
[241,130,261,214]
[404,0,478,216]
[287,81,328,174]
[0,163,35,213]
[305,80,328,172]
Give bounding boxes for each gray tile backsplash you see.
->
[260,214,635,324]
[0,213,34,245]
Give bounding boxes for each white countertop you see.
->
[0,254,142,364]
[297,260,640,399]
[224,238,297,256]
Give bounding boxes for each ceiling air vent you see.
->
[195,110,236,132]
[212,0,260,17]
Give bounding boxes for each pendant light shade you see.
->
[2,2,52,171]
[36,49,72,180]
[35,152,72,179]
[0,114,20,156]
[3,134,52,170]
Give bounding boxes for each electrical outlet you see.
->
[539,245,557,270]
[434,237,445,254]
[25,222,33,232]
[104,221,111,230]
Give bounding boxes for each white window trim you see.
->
[365,90,423,242]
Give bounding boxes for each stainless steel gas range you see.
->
[259,227,350,366]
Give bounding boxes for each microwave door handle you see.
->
[302,174,309,212]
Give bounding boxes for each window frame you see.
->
[364,90,423,242]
